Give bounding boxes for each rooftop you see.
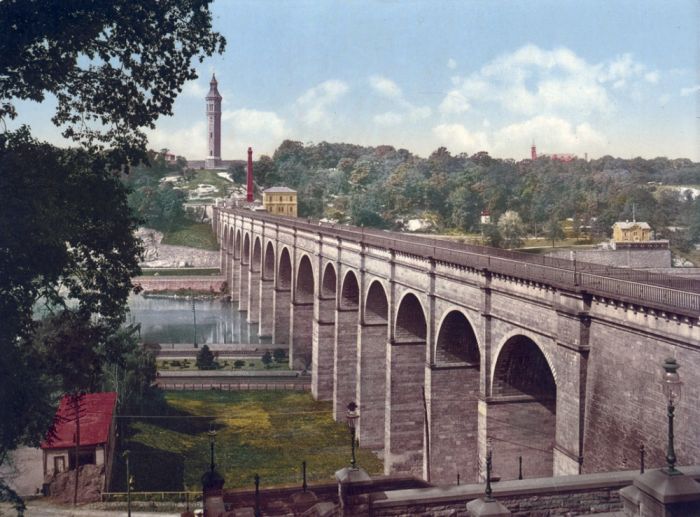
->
[613,221,652,230]
[41,392,117,450]
[264,186,297,193]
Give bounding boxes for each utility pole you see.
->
[192,296,198,348]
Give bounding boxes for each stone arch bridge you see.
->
[212,207,699,485]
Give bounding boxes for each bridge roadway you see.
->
[212,206,699,486]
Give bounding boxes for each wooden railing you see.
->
[217,208,700,317]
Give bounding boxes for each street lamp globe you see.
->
[661,357,682,404]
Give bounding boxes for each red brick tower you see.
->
[247,147,254,202]
[531,141,537,161]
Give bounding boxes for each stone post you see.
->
[620,469,700,516]
[335,467,372,515]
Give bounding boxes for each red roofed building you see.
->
[41,392,117,487]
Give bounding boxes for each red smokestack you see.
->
[247,147,254,202]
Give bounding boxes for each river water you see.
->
[127,294,271,345]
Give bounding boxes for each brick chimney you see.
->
[247,147,254,202]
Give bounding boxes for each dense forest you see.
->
[230,141,700,249]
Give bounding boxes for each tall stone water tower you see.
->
[205,74,222,169]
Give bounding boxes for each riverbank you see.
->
[133,275,226,295]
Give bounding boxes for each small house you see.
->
[263,187,298,217]
[612,221,652,242]
[41,392,117,483]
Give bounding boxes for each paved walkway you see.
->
[0,501,184,516]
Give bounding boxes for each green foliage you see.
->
[261,351,273,368]
[273,348,287,363]
[497,211,526,249]
[544,216,566,247]
[161,222,219,250]
[195,345,217,370]
[252,141,698,243]
[0,0,225,162]
[234,360,245,369]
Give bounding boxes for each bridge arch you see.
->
[242,233,250,265]
[272,246,293,345]
[490,334,557,480]
[263,241,275,280]
[357,279,389,449]
[252,237,262,272]
[321,263,337,299]
[435,309,480,363]
[365,280,388,324]
[234,229,241,259]
[312,262,337,401]
[277,247,292,289]
[395,292,427,342]
[295,254,315,304]
[340,270,359,309]
[429,309,482,483]
[290,254,315,369]
[386,291,427,476]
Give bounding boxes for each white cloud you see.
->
[147,121,207,158]
[644,71,659,84]
[680,85,700,96]
[182,80,208,98]
[439,90,470,115]
[369,75,431,125]
[432,123,489,153]
[295,80,349,125]
[447,58,457,70]
[374,112,404,126]
[223,109,286,139]
[369,76,403,99]
[493,115,606,156]
[443,44,611,118]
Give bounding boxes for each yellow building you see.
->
[263,187,298,217]
[612,221,652,242]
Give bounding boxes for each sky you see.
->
[10,0,700,161]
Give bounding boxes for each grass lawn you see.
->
[158,359,291,371]
[162,221,219,250]
[112,391,383,492]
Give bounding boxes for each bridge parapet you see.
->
[217,208,699,319]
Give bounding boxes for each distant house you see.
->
[612,221,652,242]
[41,392,117,486]
[263,187,298,217]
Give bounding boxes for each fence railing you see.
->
[219,208,700,317]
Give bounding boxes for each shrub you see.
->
[196,345,217,370]
[234,360,245,369]
[261,351,273,368]
[273,348,287,363]
[171,360,181,368]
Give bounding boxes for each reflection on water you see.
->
[127,294,271,345]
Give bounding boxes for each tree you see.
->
[498,211,526,249]
[1,0,225,165]
[261,351,273,368]
[0,2,224,508]
[545,216,565,247]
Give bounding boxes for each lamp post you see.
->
[485,444,494,502]
[346,402,359,469]
[661,358,682,476]
[123,450,131,517]
[208,428,217,472]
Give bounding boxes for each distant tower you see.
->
[531,141,537,161]
[205,74,222,169]
[247,147,254,202]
